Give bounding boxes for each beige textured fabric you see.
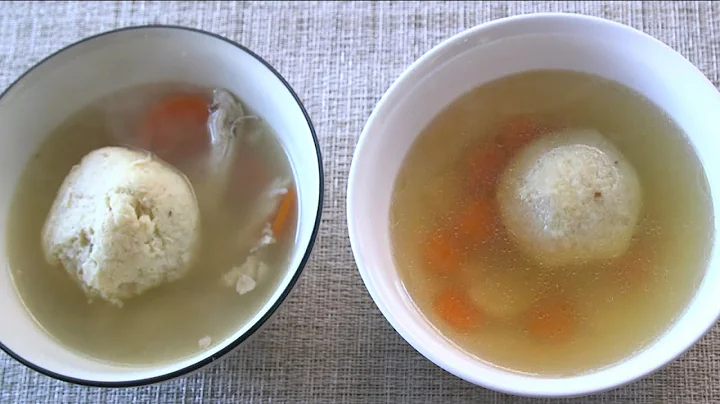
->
[1,1,719,402]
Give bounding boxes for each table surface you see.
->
[2,1,720,403]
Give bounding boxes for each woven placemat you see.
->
[1,1,719,403]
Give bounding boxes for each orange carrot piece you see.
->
[423,229,465,276]
[497,115,541,154]
[137,93,210,162]
[433,287,483,332]
[466,116,558,195]
[524,297,578,342]
[453,198,498,245]
[466,144,510,194]
[272,187,296,236]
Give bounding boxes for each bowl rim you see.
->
[348,12,720,398]
[0,24,324,388]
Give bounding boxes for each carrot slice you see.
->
[466,116,557,194]
[466,144,510,194]
[272,187,296,236]
[453,198,498,244]
[433,287,483,332]
[137,93,210,162]
[497,115,541,154]
[422,229,465,276]
[524,297,578,342]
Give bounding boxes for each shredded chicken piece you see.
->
[222,178,288,296]
[222,255,269,296]
[234,273,256,295]
[198,336,212,349]
[208,89,245,175]
[198,89,247,211]
[251,223,276,253]
[204,90,291,297]
[236,177,290,248]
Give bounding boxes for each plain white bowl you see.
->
[0,26,323,387]
[347,13,720,397]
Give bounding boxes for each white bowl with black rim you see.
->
[0,26,323,387]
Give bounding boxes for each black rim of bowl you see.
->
[0,25,324,388]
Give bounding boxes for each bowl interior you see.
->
[348,13,720,397]
[0,27,321,384]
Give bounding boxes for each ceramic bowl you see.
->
[347,13,720,397]
[0,26,323,387]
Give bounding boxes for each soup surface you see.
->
[389,70,713,376]
[7,83,297,365]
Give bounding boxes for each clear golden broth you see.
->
[389,70,713,376]
[6,83,297,366]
